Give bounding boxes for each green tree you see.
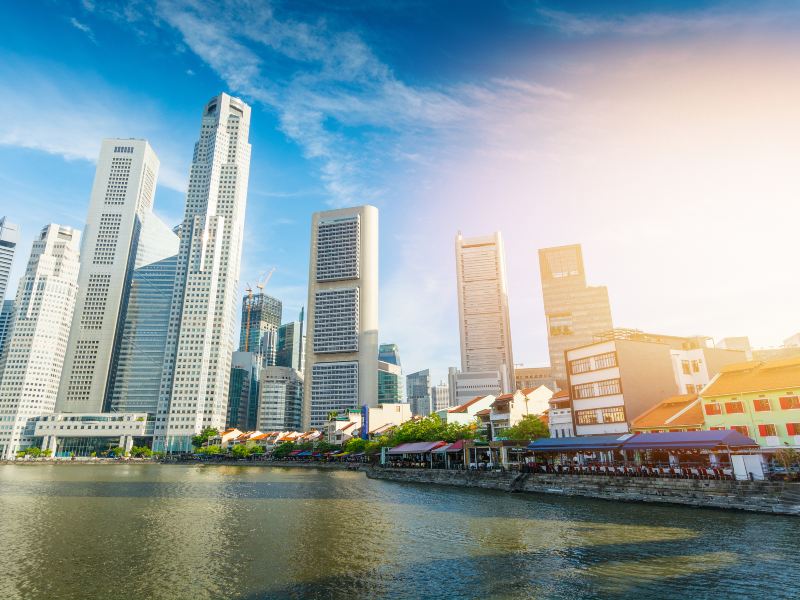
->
[315,440,337,453]
[272,442,295,458]
[130,446,153,458]
[344,437,367,453]
[192,427,219,449]
[106,446,126,458]
[231,444,250,459]
[499,415,549,441]
[41,449,52,458]
[327,411,339,420]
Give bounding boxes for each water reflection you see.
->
[0,465,795,600]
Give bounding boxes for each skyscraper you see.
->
[0,225,80,458]
[378,343,401,366]
[0,217,20,304]
[406,369,431,416]
[455,231,515,392]
[378,360,404,403]
[57,139,162,414]
[240,292,282,364]
[258,366,303,431]
[155,93,252,452]
[227,351,261,431]
[430,381,450,412]
[276,318,304,372]
[0,300,13,360]
[539,244,613,386]
[303,205,379,430]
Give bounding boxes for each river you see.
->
[0,464,795,599]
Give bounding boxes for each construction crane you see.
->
[243,267,276,352]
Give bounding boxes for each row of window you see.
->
[705,396,800,415]
[709,423,800,437]
[572,378,621,399]
[569,351,617,375]
[575,406,626,425]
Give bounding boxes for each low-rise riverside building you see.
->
[437,394,495,425]
[548,390,574,438]
[34,412,149,456]
[487,386,554,440]
[325,403,412,444]
[701,357,800,450]
[631,394,703,433]
[566,329,745,436]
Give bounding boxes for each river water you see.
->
[0,464,795,600]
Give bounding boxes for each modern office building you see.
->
[566,329,745,436]
[0,217,19,304]
[378,359,404,404]
[155,93,252,452]
[539,244,613,387]
[447,366,460,406]
[227,351,261,431]
[0,225,80,458]
[276,318,304,372]
[240,292,282,364]
[106,250,178,428]
[406,369,432,416]
[303,205,379,430]
[378,343,401,366]
[0,300,13,360]
[452,370,502,406]
[514,366,558,393]
[258,366,303,431]
[430,381,450,412]
[455,231,515,392]
[57,139,162,414]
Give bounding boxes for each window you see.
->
[753,398,771,412]
[724,401,744,414]
[569,352,617,374]
[691,360,700,373]
[757,424,777,437]
[570,357,591,375]
[779,396,800,410]
[731,425,749,437]
[704,403,721,415]
[681,360,691,375]
[786,423,800,436]
[572,378,621,399]
[600,407,625,423]
[575,409,598,425]
[548,314,573,337]
[686,384,696,394]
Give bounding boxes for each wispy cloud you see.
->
[534,4,795,37]
[69,17,97,43]
[90,0,570,208]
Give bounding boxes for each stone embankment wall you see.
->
[366,468,800,515]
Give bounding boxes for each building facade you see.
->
[0,217,19,304]
[378,359,404,404]
[303,205,379,430]
[455,231,514,392]
[378,343,401,366]
[276,318,304,372]
[57,140,161,414]
[430,382,451,412]
[240,292,282,364]
[0,225,80,458]
[548,390,574,438]
[514,366,558,393]
[0,300,13,361]
[227,351,261,431]
[258,366,303,431]
[538,244,613,387]
[452,370,502,407]
[701,358,800,450]
[406,369,432,416]
[155,93,252,452]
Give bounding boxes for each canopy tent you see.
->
[528,434,634,453]
[621,430,758,450]
[446,439,466,452]
[289,450,303,456]
[296,450,312,457]
[387,441,448,455]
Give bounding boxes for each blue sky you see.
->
[2,1,800,384]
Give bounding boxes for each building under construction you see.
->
[239,292,282,365]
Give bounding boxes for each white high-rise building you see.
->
[0,217,20,304]
[430,381,451,412]
[0,300,13,360]
[57,140,161,414]
[155,94,252,452]
[258,366,303,431]
[455,231,515,392]
[0,225,80,458]
[303,206,379,430]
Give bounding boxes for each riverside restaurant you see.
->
[526,430,763,480]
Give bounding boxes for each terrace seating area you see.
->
[523,462,734,480]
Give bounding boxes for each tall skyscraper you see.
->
[0,217,20,304]
[227,351,261,431]
[240,292,282,364]
[378,343,401,366]
[455,231,515,392]
[378,360,404,403]
[258,366,303,431]
[155,94,252,452]
[303,205,379,430]
[106,232,179,426]
[0,300,13,360]
[0,225,80,458]
[406,369,431,416]
[276,318,304,372]
[57,139,161,414]
[430,381,450,412]
[539,244,612,386]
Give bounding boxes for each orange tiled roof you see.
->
[341,422,356,431]
[448,395,488,413]
[702,357,800,397]
[631,394,702,430]
[475,408,491,416]
[552,390,569,399]
[494,393,515,401]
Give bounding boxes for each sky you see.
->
[2,0,800,385]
